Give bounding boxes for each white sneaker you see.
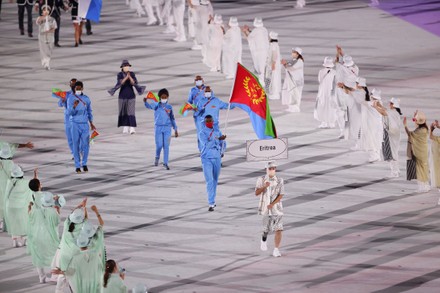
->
[39,276,46,284]
[123,126,129,134]
[164,26,176,34]
[129,127,136,134]
[260,240,268,251]
[146,18,157,26]
[22,238,27,246]
[12,239,18,248]
[191,44,202,50]
[272,248,281,257]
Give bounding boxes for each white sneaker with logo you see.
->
[273,248,281,257]
[260,240,268,251]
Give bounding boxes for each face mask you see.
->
[122,66,130,72]
[205,92,212,98]
[205,122,214,129]
[267,170,276,177]
[195,80,203,87]
[75,90,82,95]
[161,99,168,104]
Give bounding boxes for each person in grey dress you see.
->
[36,5,57,70]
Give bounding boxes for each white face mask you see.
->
[267,170,276,177]
[161,99,168,103]
[195,80,203,87]
[122,66,130,72]
[75,90,82,95]
[205,92,212,98]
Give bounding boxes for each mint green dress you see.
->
[65,227,105,293]
[4,178,32,236]
[27,196,60,268]
[103,274,128,293]
[0,159,15,221]
[58,217,85,271]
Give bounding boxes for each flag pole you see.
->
[222,63,239,135]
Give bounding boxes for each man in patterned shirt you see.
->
[255,161,285,257]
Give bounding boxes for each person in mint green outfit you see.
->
[53,198,88,293]
[27,191,62,283]
[0,141,33,232]
[52,205,105,293]
[4,164,33,247]
[103,259,128,293]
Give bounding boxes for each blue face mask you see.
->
[195,80,203,87]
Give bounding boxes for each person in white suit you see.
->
[172,0,186,42]
[222,17,242,79]
[242,17,269,86]
[265,31,281,100]
[144,0,163,26]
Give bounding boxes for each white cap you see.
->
[343,55,354,67]
[292,47,302,56]
[69,208,85,224]
[356,77,367,87]
[11,164,24,178]
[0,144,12,159]
[253,17,263,28]
[370,88,382,100]
[390,97,400,108]
[229,17,238,27]
[265,161,277,169]
[322,56,334,68]
[213,14,223,25]
[81,221,97,238]
[269,31,278,40]
[343,75,357,89]
[76,232,90,248]
[132,283,148,293]
[41,191,55,207]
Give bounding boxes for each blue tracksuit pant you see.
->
[201,157,221,205]
[155,125,171,165]
[71,122,90,168]
[64,115,74,155]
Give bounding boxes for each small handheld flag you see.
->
[145,91,160,102]
[179,103,196,117]
[52,88,67,100]
[90,130,99,143]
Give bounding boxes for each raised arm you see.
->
[90,205,104,226]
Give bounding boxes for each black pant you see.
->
[54,14,60,44]
[86,19,92,33]
[18,4,33,33]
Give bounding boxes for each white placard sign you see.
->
[246,138,288,161]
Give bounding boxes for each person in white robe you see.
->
[314,56,337,128]
[205,14,224,72]
[162,0,175,34]
[281,47,304,112]
[242,17,269,85]
[36,5,57,70]
[361,88,384,162]
[373,97,403,177]
[334,46,359,138]
[171,0,186,41]
[189,0,213,56]
[144,0,163,26]
[264,31,281,100]
[222,17,242,79]
[187,1,196,41]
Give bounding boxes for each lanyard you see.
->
[74,94,86,106]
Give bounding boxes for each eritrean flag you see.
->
[229,63,277,139]
[179,103,196,116]
[145,91,160,102]
[90,130,99,142]
[52,88,67,100]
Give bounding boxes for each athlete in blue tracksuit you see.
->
[67,81,96,173]
[144,88,178,170]
[195,86,233,151]
[57,78,76,156]
[187,75,206,150]
[199,115,226,211]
